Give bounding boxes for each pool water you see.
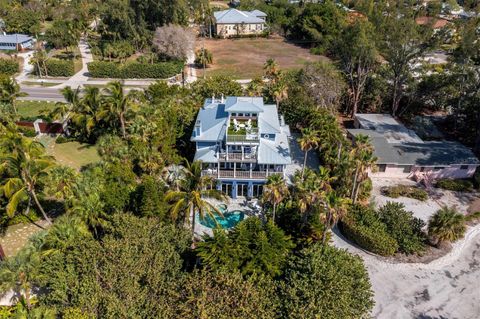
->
[197,205,244,229]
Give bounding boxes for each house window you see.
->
[377,164,386,172]
[434,167,445,171]
[460,165,469,170]
[402,165,412,173]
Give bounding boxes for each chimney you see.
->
[212,94,215,103]
[221,94,224,103]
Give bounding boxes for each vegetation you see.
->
[428,207,480,246]
[33,59,75,77]
[0,59,19,76]
[383,185,429,201]
[87,61,184,79]
[436,179,475,192]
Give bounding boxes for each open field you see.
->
[196,37,326,79]
[17,100,56,118]
[39,136,100,170]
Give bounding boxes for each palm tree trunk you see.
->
[353,174,362,204]
[24,283,32,310]
[30,189,52,224]
[337,142,342,162]
[272,202,276,224]
[120,113,126,139]
[302,149,309,179]
[351,165,359,201]
[321,212,332,245]
[190,206,196,248]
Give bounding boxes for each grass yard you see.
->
[39,136,100,170]
[20,81,62,87]
[195,37,327,79]
[53,46,83,73]
[17,100,57,118]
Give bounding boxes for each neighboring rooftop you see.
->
[415,16,449,29]
[0,33,32,43]
[349,114,479,166]
[214,9,266,24]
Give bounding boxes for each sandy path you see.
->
[333,226,480,318]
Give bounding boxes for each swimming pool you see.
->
[197,204,245,229]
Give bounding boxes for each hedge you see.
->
[34,59,75,77]
[0,58,19,75]
[87,61,184,79]
[436,179,474,192]
[382,185,428,201]
[340,205,399,256]
[340,220,398,256]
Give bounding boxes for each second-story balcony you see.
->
[218,152,257,162]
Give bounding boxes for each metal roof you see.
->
[0,34,32,44]
[258,133,291,165]
[355,113,423,143]
[348,129,480,166]
[224,96,264,113]
[214,9,266,24]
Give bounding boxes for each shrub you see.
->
[382,185,428,201]
[17,125,36,137]
[428,207,466,245]
[55,135,75,144]
[357,177,373,201]
[87,61,183,79]
[0,58,19,75]
[341,205,398,256]
[378,202,426,255]
[34,59,75,77]
[436,179,474,192]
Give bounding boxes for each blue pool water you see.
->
[197,205,244,229]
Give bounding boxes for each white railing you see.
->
[218,152,257,162]
[202,169,280,179]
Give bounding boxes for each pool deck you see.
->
[194,198,263,237]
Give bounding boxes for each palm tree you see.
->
[293,169,325,227]
[51,86,82,121]
[350,134,376,204]
[0,76,27,115]
[164,161,227,245]
[0,244,41,309]
[428,207,468,245]
[0,137,56,224]
[245,77,264,97]
[263,173,289,223]
[321,190,350,245]
[264,58,280,84]
[297,128,319,179]
[195,49,213,68]
[99,81,136,139]
[272,80,288,108]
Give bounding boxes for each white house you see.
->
[348,114,480,179]
[214,9,267,38]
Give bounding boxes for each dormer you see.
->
[194,120,202,137]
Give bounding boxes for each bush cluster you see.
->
[341,205,398,256]
[87,61,183,79]
[55,135,75,144]
[341,203,427,256]
[34,59,75,77]
[17,125,37,137]
[382,185,428,201]
[0,58,19,75]
[436,179,474,192]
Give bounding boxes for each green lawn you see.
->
[39,136,100,170]
[52,46,83,73]
[17,100,57,118]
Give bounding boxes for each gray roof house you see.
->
[0,34,33,51]
[348,114,480,179]
[213,9,267,38]
[191,96,291,198]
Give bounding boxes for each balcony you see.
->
[218,152,257,162]
[202,169,279,180]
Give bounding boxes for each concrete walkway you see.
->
[15,51,34,82]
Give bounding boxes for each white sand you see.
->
[333,225,480,318]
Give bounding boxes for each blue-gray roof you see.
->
[214,9,266,24]
[224,96,264,113]
[0,34,32,44]
[250,9,267,18]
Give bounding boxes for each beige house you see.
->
[214,9,267,38]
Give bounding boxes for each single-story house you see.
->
[348,114,480,179]
[214,9,267,38]
[0,33,33,51]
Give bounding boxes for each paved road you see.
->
[19,86,64,101]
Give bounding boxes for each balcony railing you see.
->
[226,133,259,143]
[202,169,281,180]
[218,152,257,162]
